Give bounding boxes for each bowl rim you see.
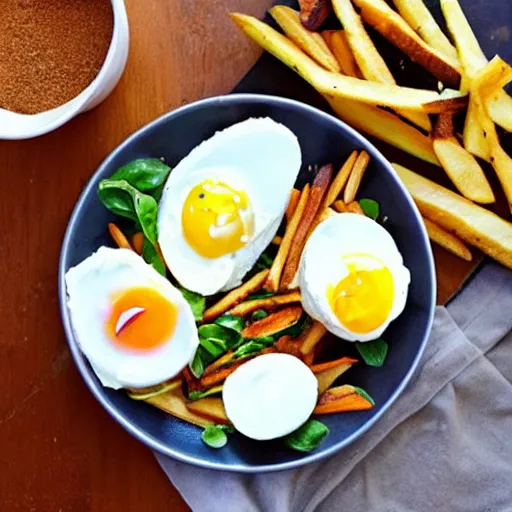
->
[58,93,436,473]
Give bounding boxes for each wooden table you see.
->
[0,0,478,509]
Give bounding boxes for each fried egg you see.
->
[299,213,410,342]
[65,247,199,389]
[158,118,301,296]
[222,353,318,440]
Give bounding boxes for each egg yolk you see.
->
[182,179,254,258]
[327,254,394,334]
[105,287,177,351]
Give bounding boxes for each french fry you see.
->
[432,113,495,204]
[310,356,358,374]
[275,334,304,359]
[131,231,144,255]
[323,151,358,207]
[281,165,333,290]
[269,6,341,73]
[353,0,461,88]
[393,163,512,269]
[333,199,348,213]
[108,223,133,251]
[308,206,338,236]
[330,30,363,79]
[392,0,459,64]
[241,306,303,339]
[316,361,355,394]
[470,57,512,212]
[230,13,467,113]
[186,398,230,426]
[326,97,440,165]
[314,385,374,414]
[423,217,472,261]
[227,291,302,316]
[286,188,301,222]
[267,185,310,292]
[321,29,335,50]
[344,150,370,203]
[146,388,209,427]
[202,269,269,322]
[331,0,431,131]
[346,201,365,215]
[300,320,327,355]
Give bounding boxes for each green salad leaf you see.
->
[358,198,380,220]
[255,252,274,270]
[214,314,245,333]
[353,386,375,406]
[189,347,209,378]
[356,339,389,367]
[180,288,206,322]
[98,179,159,244]
[110,158,171,193]
[201,425,230,449]
[188,385,223,401]
[284,420,330,452]
[198,324,242,358]
[278,314,311,339]
[142,237,166,276]
[251,309,268,321]
[234,337,274,359]
[247,290,275,300]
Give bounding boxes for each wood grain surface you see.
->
[0,0,483,510]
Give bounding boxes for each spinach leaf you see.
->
[98,180,158,244]
[359,198,380,220]
[189,349,205,378]
[284,420,330,452]
[214,314,245,333]
[255,252,274,270]
[198,324,242,358]
[233,336,274,359]
[278,314,311,339]
[247,290,274,300]
[188,385,223,401]
[201,425,229,449]
[110,158,171,192]
[180,288,206,322]
[356,339,388,367]
[251,309,268,321]
[353,386,375,406]
[142,237,166,276]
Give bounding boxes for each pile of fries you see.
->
[230,0,512,270]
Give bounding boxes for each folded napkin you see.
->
[156,262,512,512]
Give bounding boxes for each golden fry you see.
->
[316,361,355,394]
[300,320,327,355]
[272,236,282,246]
[241,306,303,338]
[333,199,348,213]
[186,398,230,426]
[131,232,144,255]
[330,30,363,78]
[323,150,358,207]
[346,201,365,215]
[423,217,472,261]
[227,291,302,317]
[344,150,370,203]
[108,223,133,251]
[286,188,301,223]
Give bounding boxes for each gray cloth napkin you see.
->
[156,262,512,512]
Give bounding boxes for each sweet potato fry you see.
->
[267,186,310,292]
[131,231,144,255]
[470,57,512,212]
[241,306,303,339]
[393,163,512,269]
[202,269,269,322]
[228,291,302,317]
[300,321,327,355]
[353,0,461,88]
[392,0,459,64]
[108,223,133,251]
[310,356,358,374]
[281,165,333,290]
[332,199,348,213]
[269,6,340,73]
[275,335,304,359]
[186,398,230,425]
[330,30,363,79]
[316,362,355,394]
[230,13,466,113]
[346,201,365,215]
[326,97,440,165]
[344,150,370,203]
[423,217,472,262]
[286,188,301,222]
[299,0,331,31]
[146,388,209,427]
[432,113,494,204]
[202,351,236,377]
[331,0,431,131]
[314,385,374,414]
[323,151,358,208]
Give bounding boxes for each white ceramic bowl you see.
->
[0,0,129,140]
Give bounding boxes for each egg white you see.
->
[299,213,410,342]
[222,353,318,440]
[158,117,301,296]
[65,247,199,389]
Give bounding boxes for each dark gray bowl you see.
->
[59,94,435,472]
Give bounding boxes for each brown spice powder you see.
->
[0,0,114,115]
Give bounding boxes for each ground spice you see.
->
[0,0,114,115]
